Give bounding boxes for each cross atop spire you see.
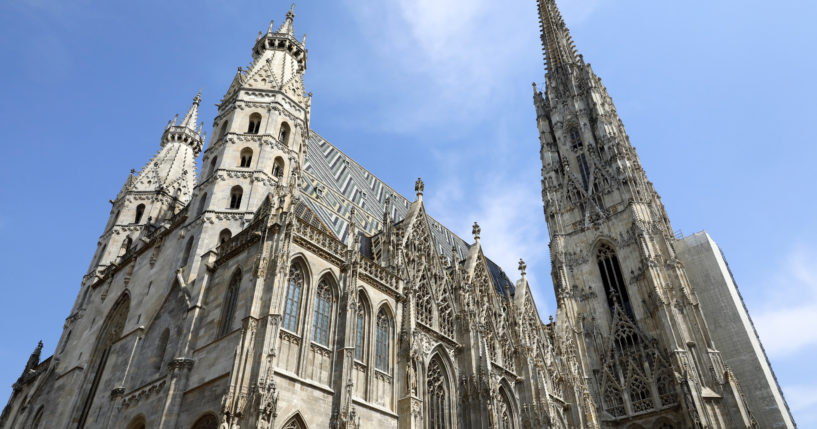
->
[536,0,579,73]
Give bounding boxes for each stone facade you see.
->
[0,2,793,429]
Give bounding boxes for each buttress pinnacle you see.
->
[179,90,202,131]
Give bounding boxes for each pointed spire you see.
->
[278,3,296,35]
[179,90,201,131]
[537,0,579,72]
[267,19,275,34]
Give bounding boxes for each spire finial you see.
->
[414,177,424,199]
[518,258,527,277]
[180,90,202,131]
[472,222,481,242]
[278,3,296,35]
[537,0,579,73]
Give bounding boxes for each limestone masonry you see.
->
[0,1,795,428]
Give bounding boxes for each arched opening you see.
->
[154,328,170,371]
[426,355,450,429]
[134,204,145,224]
[77,293,130,428]
[282,413,307,429]
[181,237,194,267]
[218,121,228,141]
[218,228,232,246]
[190,413,218,429]
[239,147,253,168]
[197,193,208,216]
[272,156,285,179]
[218,269,241,338]
[278,122,291,146]
[497,387,516,429]
[247,113,262,134]
[375,307,392,372]
[283,262,306,332]
[355,292,369,361]
[208,157,218,177]
[568,126,583,150]
[311,277,336,347]
[119,236,133,257]
[229,186,243,210]
[596,243,633,317]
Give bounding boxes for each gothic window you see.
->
[569,126,583,150]
[577,153,590,189]
[208,156,218,177]
[498,389,515,429]
[77,293,130,428]
[218,228,232,246]
[181,237,194,267]
[596,244,633,318]
[355,294,368,361]
[415,281,433,327]
[282,414,306,429]
[125,416,146,429]
[426,356,450,429]
[190,414,218,429]
[628,375,654,413]
[119,236,133,257]
[312,278,334,346]
[218,269,241,338]
[197,192,208,215]
[283,263,305,332]
[279,122,291,146]
[154,328,169,371]
[602,381,626,417]
[656,370,677,406]
[229,186,243,210]
[134,204,145,224]
[438,296,454,337]
[239,147,253,168]
[247,113,262,134]
[218,121,228,141]
[375,309,391,372]
[272,156,285,179]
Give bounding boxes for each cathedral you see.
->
[0,1,796,428]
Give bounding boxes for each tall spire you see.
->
[278,4,296,35]
[179,90,201,131]
[537,0,579,73]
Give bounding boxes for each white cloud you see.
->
[782,384,817,426]
[751,245,817,358]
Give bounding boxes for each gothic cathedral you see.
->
[0,1,795,429]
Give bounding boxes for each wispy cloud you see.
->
[752,244,817,358]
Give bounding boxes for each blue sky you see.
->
[1,0,815,424]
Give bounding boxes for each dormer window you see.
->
[247,113,262,134]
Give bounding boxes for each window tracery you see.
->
[438,295,454,337]
[283,263,304,332]
[596,243,633,317]
[375,309,391,371]
[426,356,449,429]
[415,279,433,327]
[312,278,334,346]
[218,269,241,338]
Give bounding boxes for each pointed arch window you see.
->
[272,156,285,179]
[208,156,218,177]
[312,278,334,346]
[569,126,583,151]
[596,244,633,318]
[218,121,228,141]
[218,270,241,338]
[498,389,515,429]
[438,296,454,337]
[134,204,145,224]
[629,375,654,413]
[279,122,291,146]
[355,296,368,361]
[415,280,433,327]
[282,414,306,429]
[375,309,391,372]
[197,192,208,216]
[283,263,305,332]
[426,356,450,429]
[229,186,243,210]
[247,113,262,134]
[218,228,232,246]
[239,147,253,168]
[181,236,194,267]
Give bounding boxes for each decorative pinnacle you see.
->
[518,258,527,276]
[472,222,481,241]
[414,177,424,197]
